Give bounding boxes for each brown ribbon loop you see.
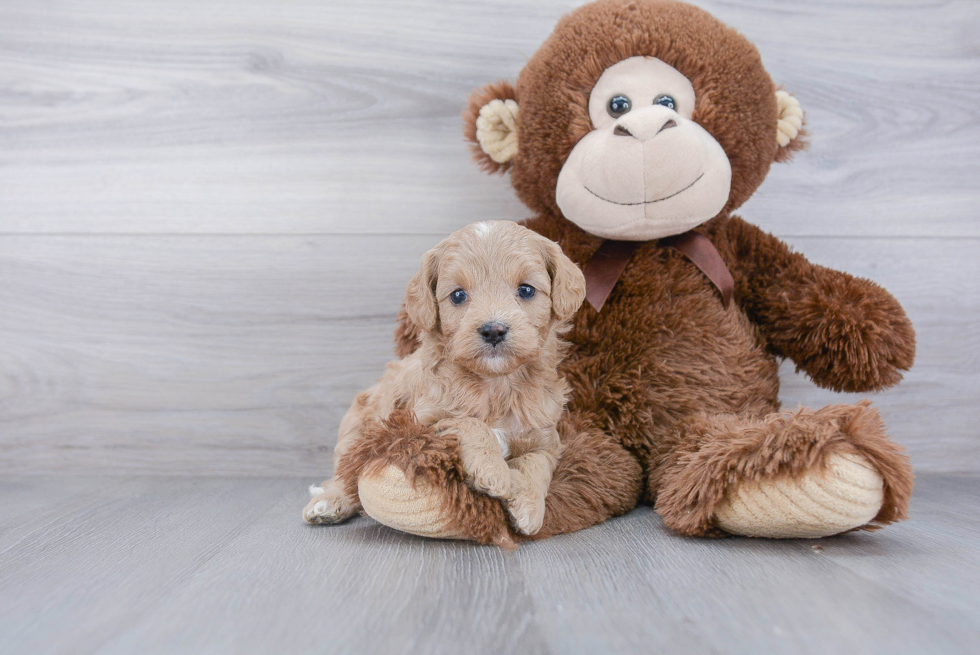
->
[582,231,734,312]
[582,240,641,312]
[659,231,734,308]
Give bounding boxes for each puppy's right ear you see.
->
[404,248,440,332]
[463,81,519,174]
[539,238,586,323]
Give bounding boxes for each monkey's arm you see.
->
[394,305,422,358]
[718,216,915,393]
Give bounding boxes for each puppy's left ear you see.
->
[540,238,586,322]
[404,248,440,332]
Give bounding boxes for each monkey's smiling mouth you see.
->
[584,173,704,206]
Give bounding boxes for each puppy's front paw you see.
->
[505,469,546,536]
[466,457,512,498]
[303,490,358,525]
[437,417,512,498]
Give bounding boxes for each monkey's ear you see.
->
[538,237,586,323]
[404,248,440,332]
[774,90,808,163]
[463,81,519,173]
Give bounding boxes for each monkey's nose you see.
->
[478,322,509,346]
[615,110,679,142]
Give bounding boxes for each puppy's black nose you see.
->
[478,322,508,346]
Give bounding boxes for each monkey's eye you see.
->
[607,95,631,118]
[450,289,468,305]
[517,284,536,300]
[654,94,676,111]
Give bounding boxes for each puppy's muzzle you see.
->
[478,322,509,346]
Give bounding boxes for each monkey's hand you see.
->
[723,216,915,394]
[764,271,916,393]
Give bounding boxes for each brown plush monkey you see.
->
[337,0,916,546]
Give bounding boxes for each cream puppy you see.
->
[303,221,586,535]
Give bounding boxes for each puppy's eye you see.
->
[517,284,536,300]
[450,289,467,305]
[654,94,676,111]
[607,95,631,118]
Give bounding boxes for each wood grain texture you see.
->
[0,0,977,237]
[0,235,976,475]
[0,0,978,475]
[0,474,978,654]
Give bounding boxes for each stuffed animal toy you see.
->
[337,0,916,546]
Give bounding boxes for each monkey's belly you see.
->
[561,279,781,454]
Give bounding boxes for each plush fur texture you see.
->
[344,0,916,542]
[338,409,518,547]
[653,401,912,536]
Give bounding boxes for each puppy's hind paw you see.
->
[303,492,358,525]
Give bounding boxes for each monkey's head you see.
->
[464,0,806,241]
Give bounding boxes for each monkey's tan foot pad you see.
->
[358,465,464,540]
[713,452,885,539]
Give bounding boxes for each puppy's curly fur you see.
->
[303,221,586,536]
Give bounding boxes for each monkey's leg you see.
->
[353,410,643,545]
[351,409,515,546]
[654,401,913,538]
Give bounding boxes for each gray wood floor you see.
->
[1,474,978,654]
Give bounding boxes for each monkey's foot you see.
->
[358,465,464,539]
[713,452,885,538]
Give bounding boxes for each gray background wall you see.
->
[1,0,977,477]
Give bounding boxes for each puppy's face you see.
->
[404,221,586,377]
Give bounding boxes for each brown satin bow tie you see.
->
[582,231,734,312]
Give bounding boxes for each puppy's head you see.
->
[404,221,585,376]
